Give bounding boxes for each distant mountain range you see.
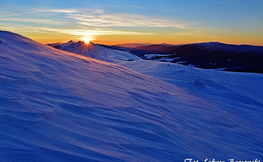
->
[111,43,152,48]
[98,42,263,73]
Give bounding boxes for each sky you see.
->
[0,0,263,45]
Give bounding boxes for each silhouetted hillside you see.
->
[101,42,263,73]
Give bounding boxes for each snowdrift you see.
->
[0,31,263,161]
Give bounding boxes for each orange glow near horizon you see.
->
[23,32,263,47]
[13,27,263,46]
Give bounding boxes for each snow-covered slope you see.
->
[48,41,141,63]
[1,31,263,161]
[50,39,263,126]
[119,60,263,124]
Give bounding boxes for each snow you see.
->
[144,54,173,59]
[177,61,188,64]
[50,41,141,63]
[1,31,263,161]
[159,58,175,62]
[144,54,177,62]
[118,60,263,125]
[188,64,195,67]
[213,67,227,71]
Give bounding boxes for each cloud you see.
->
[29,8,188,29]
[32,8,104,14]
[0,18,66,25]
[37,27,152,36]
[69,12,186,28]
[173,32,207,38]
[1,7,194,38]
[212,0,240,5]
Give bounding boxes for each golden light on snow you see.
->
[81,36,93,44]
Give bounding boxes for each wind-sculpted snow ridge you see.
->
[1,30,263,162]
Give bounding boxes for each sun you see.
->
[81,36,93,44]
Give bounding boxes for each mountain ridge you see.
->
[97,41,263,73]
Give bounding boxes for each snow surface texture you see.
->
[1,31,263,162]
[53,40,263,125]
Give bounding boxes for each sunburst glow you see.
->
[81,36,94,44]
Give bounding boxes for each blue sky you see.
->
[1,0,262,45]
